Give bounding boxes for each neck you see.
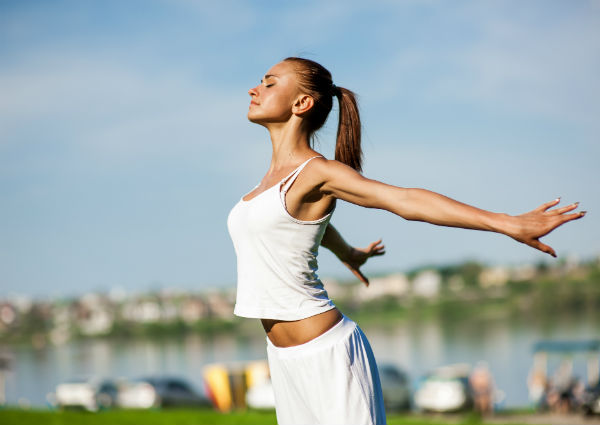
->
[266,120,313,171]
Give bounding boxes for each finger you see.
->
[367,240,383,251]
[536,197,561,212]
[552,202,579,215]
[538,212,583,239]
[531,239,556,258]
[366,246,385,258]
[559,211,587,223]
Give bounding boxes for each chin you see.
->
[247,113,266,125]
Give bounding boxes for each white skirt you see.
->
[266,315,386,425]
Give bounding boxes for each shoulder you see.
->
[303,156,369,194]
[308,156,366,184]
[306,156,361,179]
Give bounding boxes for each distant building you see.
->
[412,270,441,298]
[355,273,410,300]
[511,264,537,281]
[76,294,114,335]
[8,295,33,314]
[478,266,509,289]
[0,303,17,332]
[122,299,161,323]
[322,278,348,300]
[49,304,72,344]
[205,292,233,319]
[180,298,209,323]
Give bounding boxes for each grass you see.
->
[0,408,274,425]
[0,407,542,425]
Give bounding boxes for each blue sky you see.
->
[1,0,598,298]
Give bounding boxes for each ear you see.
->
[292,94,315,115]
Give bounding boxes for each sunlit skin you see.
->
[247,61,586,348]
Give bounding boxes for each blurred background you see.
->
[1,0,599,417]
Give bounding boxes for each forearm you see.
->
[382,187,517,236]
[321,160,583,258]
[321,223,353,261]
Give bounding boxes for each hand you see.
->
[509,198,586,257]
[341,239,386,286]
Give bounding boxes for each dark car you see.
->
[117,376,210,408]
[378,363,411,411]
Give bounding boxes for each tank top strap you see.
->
[281,156,323,194]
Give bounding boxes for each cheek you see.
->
[265,93,292,113]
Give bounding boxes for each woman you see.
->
[227,57,585,425]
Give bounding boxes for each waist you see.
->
[261,308,343,348]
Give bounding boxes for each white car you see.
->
[55,377,119,411]
[414,364,473,412]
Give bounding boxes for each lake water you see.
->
[3,312,598,408]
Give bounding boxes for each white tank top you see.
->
[227,156,336,320]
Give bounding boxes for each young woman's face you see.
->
[247,61,300,125]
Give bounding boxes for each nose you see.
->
[248,86,259,97]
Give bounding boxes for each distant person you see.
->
[568,377,586,411]
[470,361,494,415]
[553,360,575,413]
[527,368,547,407]
[227,57,585,425]
[542,378,560,412]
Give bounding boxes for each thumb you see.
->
[344,262,369,286]
[531,240,557,258]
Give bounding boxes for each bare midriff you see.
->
[261,308,343,348]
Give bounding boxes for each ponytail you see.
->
[284,57,363,173]
[333,87,362,172]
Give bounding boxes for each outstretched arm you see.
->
[315,159,586,257]
[321,223,385,286]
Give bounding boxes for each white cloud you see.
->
[0,50,249,159]
[458,6,597,122]
[363,1,600,138]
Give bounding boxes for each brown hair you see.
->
[283,57,363,172]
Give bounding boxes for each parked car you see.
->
[414,364,473,413]
[117,376,210,408]
[378,363,411,411]
[55,377,119,411]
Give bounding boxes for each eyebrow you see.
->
[261,74,278,83]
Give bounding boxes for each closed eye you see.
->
[261,75,276,87]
